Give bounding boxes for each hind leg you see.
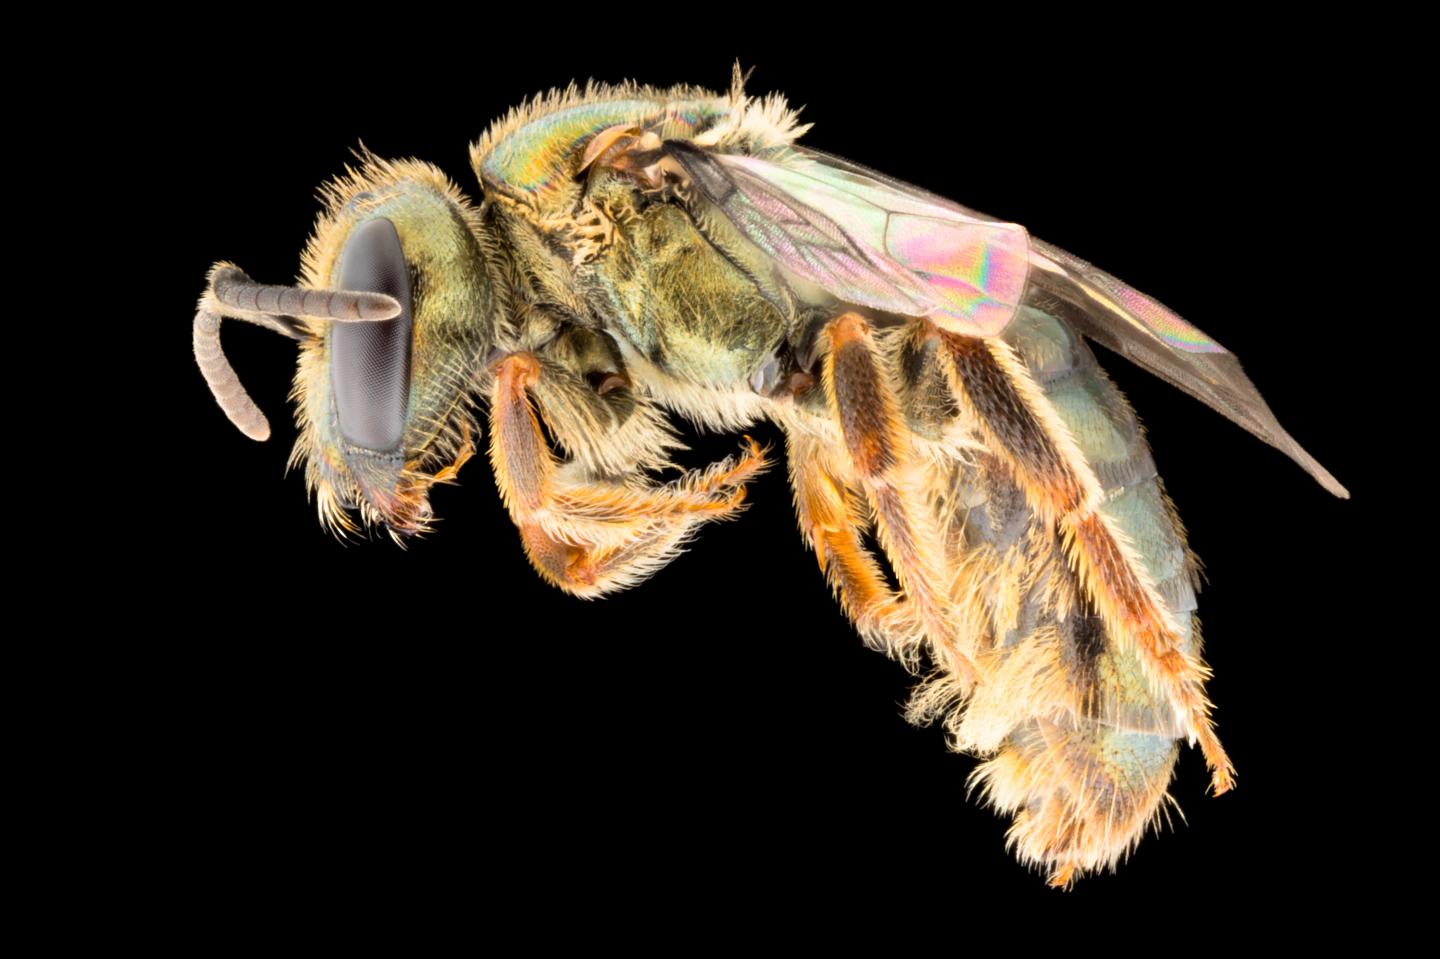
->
[935,326,1233,794]
[923,308,1219,886]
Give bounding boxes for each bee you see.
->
[190,65,1347,888]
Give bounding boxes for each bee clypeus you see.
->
[191,65,1347,888]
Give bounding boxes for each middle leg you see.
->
[817,312,981,689]
[784,426,927,663]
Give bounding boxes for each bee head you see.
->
[196,145,504,543]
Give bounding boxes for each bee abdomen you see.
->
[949,308,1204,881]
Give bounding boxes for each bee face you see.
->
[286,151,500,540]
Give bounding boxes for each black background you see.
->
[105,23,1398,924]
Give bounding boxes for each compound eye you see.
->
[332,217,413,451]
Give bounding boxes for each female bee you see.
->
[190,65,1347,888]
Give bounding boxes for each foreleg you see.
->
[489,352,766,598]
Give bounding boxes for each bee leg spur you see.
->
[488,352,767,598]
[818,312,981,687]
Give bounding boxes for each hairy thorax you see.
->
[473,91,796,396]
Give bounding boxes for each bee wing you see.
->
[665,142,1031,337]
[1019,237,1349,498]
[669,143,1348,499]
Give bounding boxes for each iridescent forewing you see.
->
[672,143,1348,498]
[665,142,1031,336]
[1021,238,1348,498]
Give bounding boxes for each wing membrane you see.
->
[668,142,1347,498]
[1024,239,1348,498]
[668,142,1030,335]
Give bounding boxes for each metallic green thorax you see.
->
[578,176,787,384]
[481,98,729,199]
[474,95,794,388]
